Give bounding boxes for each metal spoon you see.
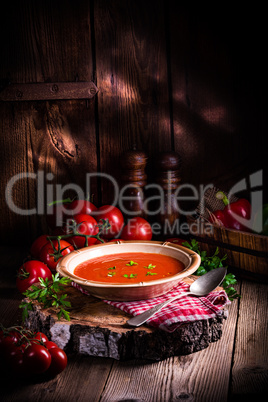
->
[127,267,227,327]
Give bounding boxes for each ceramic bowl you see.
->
[56,240,201,301]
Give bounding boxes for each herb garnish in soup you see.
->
[73,252,185,283]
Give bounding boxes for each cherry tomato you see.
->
[66,200,97,217]
[7,347,25,374]
[16,260,53,294]
[1,340,26,375]
[45,347,67,377]
[45,341,58,350]
[47,200,98,230]
[94,205,124,239]
[30,235,49,259]
[32,332,49,345]
[0,327,68,377]
[68,214,99,248]
[3,342,19,360]
[121,217,152,241]
[23,343,52,374]
[39,240,74,270]
[0,331,19,354]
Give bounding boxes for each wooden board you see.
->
[168,4,267,198]
[24,276,228,361]
[0,1,267,249]
[100,296,240,401]
[94,0,171,205]
[0,1,98,246]
[231,280,268,397]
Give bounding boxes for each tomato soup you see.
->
[73,252,185,283]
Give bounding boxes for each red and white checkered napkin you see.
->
[72,281,230,333]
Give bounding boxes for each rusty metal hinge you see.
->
[0,81,98,101]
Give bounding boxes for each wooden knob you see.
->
[156,152,181,190]
[157,151,181,171]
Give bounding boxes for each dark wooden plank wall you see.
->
[0,0,266,247]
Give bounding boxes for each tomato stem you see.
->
[216,191,230,206]
[46,219,110,250]
[17,267,30,280]
[47,198,73,207]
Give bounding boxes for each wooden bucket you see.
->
[187,216,268,277]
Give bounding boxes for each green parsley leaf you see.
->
[146,272,157,276]
[123,273,138,279]
[19,300,33,321]
[144,264,156,269]
[61,309,71,321]
[20,275,72,322]
[182,239,241,300]
[126,261,138,266]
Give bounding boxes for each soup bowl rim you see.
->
[56,240,201,291]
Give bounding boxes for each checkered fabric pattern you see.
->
[71,281,230,333]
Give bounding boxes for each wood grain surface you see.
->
[231,280,268,397]
[0,0,98,245]
[94,0,171,204]
[23,276,227,361]
[0,2,267,262]
[0,2,267,398]
[1,247,267,401]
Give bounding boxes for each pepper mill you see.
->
[120,149,148,219]
[154,151,181,237]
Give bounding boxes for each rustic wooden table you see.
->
[0,246,267,402]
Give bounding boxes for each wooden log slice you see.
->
[24,277,228,361]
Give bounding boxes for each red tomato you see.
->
[121,217,152,241]
[0,331,19,354]
[94,205,124,239]
[16,260,53,294]
[7,347,25,374]
[32,332,49,345]
[0,327,68,377]
[1,340,26,375]
[68,214,99,248]
[45,341,58,350]
[66,200,97,217]
[39,240,74,270]
[47,200,97,230]
[23,343,51,374]
[3,342,19,360]
[45,347,67,377]
[30,235,49,259]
